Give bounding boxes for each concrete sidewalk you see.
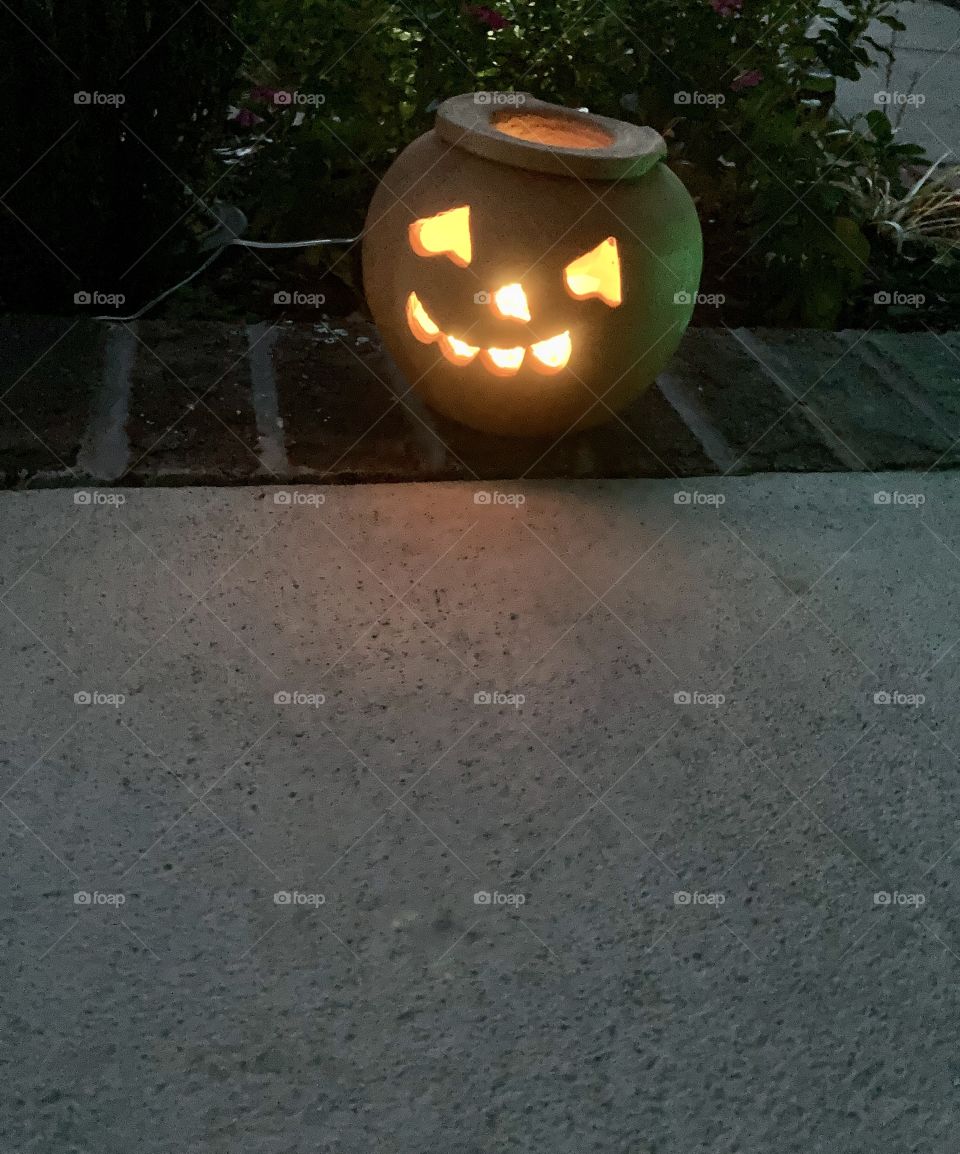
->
[2,472,959,1152]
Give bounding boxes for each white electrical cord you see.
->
[92,208,363,322]
[232,236,360,249]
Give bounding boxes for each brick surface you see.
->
[666,329,845,472]
[748,328,960,470]
[865,331,960,455]
[273,320,430,481]
[125,321,260,483]
[425,382,715,480]
[2,317,960,487]
[0,318,104,485]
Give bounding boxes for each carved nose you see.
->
[491,283,531,322]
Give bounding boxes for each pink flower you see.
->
[231,108,263,128]
[467,5,511,30]
[710,0,742,15]
[249,86,279,104]
[731,69,763,91]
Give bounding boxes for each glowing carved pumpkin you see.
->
[363,93,703,437]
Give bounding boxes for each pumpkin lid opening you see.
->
[492,111,614,150]
[436,93,666,181]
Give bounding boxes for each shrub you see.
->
[225,0,952,327]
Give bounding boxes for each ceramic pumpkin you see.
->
[362,93,703,438]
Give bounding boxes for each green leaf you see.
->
[833,216,871,271]
[803,73,836,92]
[863,35,894,56]
[866,109,893,142]
[804,289,842,327]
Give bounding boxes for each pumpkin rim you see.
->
[435,93,666,182]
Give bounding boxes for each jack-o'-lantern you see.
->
[362,93,702,437]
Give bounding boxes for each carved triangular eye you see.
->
[563,237,622,307]
[408,205,472,267]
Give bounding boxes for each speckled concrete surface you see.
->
[2,474,959,1153]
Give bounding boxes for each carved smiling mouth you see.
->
[405,292,572,377]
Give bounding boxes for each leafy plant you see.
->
[219,0,951,327]
[10,0,950,325]
[841,154,960,254]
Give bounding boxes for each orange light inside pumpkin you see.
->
[404,209,622,378]
[406,291,441,342]
[563,237,622,307]
[405,292,572,376]
[529,330,572,374]
[408,205,472,267]
[483,346,526,375]
[440,333,480,366]
[492,283,531,322]
[493,112,614,150]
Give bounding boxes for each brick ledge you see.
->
[1,318,958,487]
